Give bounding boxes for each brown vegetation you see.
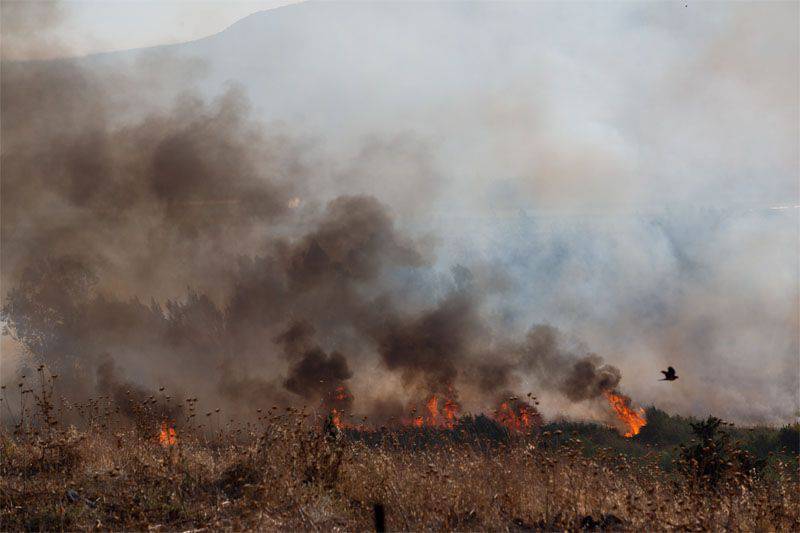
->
[1,390,798,532]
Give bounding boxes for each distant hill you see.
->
[79,1,633,139]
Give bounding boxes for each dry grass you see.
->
[2,407,798,532]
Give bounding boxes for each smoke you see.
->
[96,356,184,423]
[1,61,299,300]
[277,320,352,402]
[368,292,477,395]
[285,195,423,290]
[514,325,621,402]
[284,349,352,401]
[0,1,68,61]
[2,1,797,426]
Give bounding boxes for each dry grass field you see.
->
[1,384,798,532]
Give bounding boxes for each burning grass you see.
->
[1,393,798,531]
[604,391,647,438]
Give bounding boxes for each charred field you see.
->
[1,378,798,532]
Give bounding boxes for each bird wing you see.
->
[667,366,675,374]
[661,370,669,377]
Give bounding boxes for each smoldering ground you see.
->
[1,1,798,426]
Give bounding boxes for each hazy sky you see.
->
[2,0,299,59]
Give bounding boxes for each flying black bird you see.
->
[660,366,678,381]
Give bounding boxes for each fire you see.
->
[426,395,439,421]
[422,395,460,428]
[401,395,460,428]
[330,408,343,429]
[443,398,459,424]
[604,390,646,437]
[494,399,542,432]
[318,388,645,437]
[327,393,537,432]
[332,385,350,402]
[159,421,177,446]
[325,385,354,429]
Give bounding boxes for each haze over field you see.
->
[1,1,798,425]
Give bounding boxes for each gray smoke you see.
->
[1,1,797,425]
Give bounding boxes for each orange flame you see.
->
[425,395,459,428]
[604,391,646,437]
[401,395,460,428]
[159,421,177,446]
[494,399,541,432]
[426,395,439,421]
[443,398,459,424]
[325,385,353,429]
[330,408,343,429]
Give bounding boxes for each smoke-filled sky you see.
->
[0,0,299,60]
[1,1,798,426]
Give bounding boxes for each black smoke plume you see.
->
[277,320,353,403]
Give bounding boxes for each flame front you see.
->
[401,395,460,428]
[494,399,542,432]
[604,391,646,437]
[321,389,640,436]
[424,395,460,428]
[159,421,177,446]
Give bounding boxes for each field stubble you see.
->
[1,377,798,531]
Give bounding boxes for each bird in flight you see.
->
[660,366,678,381]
